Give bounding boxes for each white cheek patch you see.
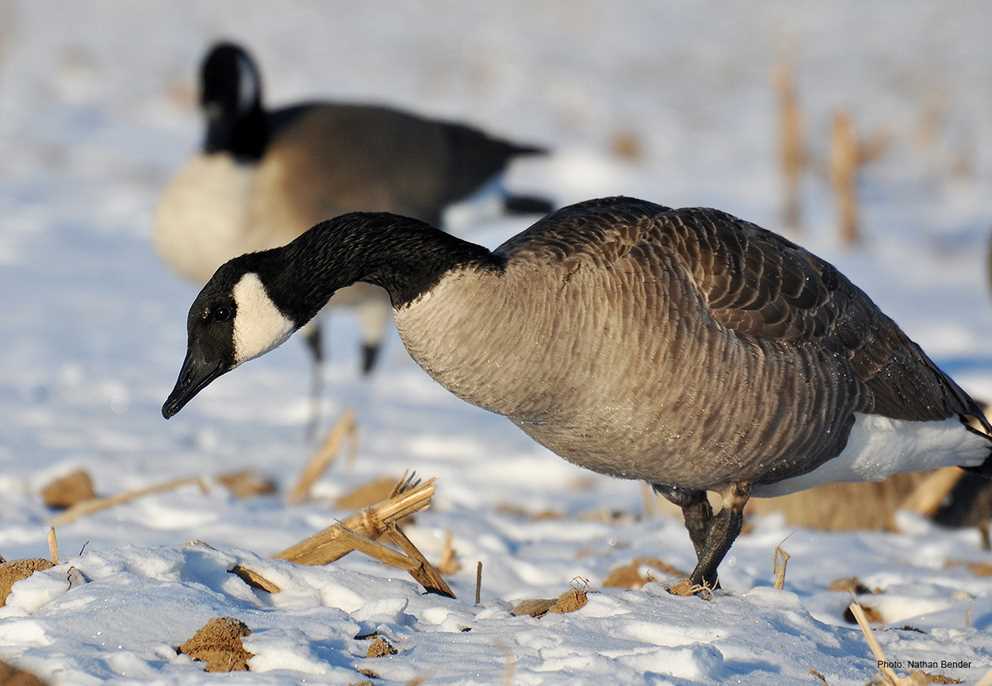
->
[231,272,294,365]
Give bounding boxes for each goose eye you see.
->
[212,305,232,322]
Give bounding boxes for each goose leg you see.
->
[652,484,714,561]
[687,482,751,589]
[360,343,381,375]
[300,322,324,439]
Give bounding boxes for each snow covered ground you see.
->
[2,1,992,684]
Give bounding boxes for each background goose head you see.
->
[199,41,267,159]
[162,212,494,418]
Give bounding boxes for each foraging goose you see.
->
[161,197,992,590]
[154,41,552,428]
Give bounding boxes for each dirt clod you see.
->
[0,559,55,607]
[843,603,883,624]
[40,470,95,510]
[827,576,877,594]
[177,617,253,672]
[511,586,588,618]
[0,659,48,685]
[602,558,686,589]
[948,560,992,577]
[217,471,277,499]
[667,579,714,599]
[610,129,644,162]
[367,636,397,657]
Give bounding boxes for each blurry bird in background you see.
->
[154,41,553,435]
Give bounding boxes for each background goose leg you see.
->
[301,322,324,440]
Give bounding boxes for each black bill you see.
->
[162,349,224,419]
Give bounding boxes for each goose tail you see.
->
[961,407,992,478]
[963,447,992,478]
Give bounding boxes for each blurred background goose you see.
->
[162,196,992,590]
[154,40,553,433]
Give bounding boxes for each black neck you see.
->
[202,106,269,161]
[247,213,502,327]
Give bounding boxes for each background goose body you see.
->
[154,42,552,426]
[154,154,255,284]
[248,103,549,232]
[165,196,991,588]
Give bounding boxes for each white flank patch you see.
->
[231,272,294,365]
[754,413,990,497]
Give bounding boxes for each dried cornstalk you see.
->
[47,527,59,565]
[774,64,805,229]
[334,476,398,510]
[315,523,456,598]
[899,468,966,518]
[383,524,454,597]
[830,110,860,246]
[229,565,281,593]
[916,99,945,151]
[437,531,462,575]
[849,602,899,686]
[287,409,358,504]
[773,546,790,590]
[328,526,420,571]
[50,476,208,526]
[858,129,889,166]
[773,535,793,590]
[215,470,276,499]
[275,476,435,565]
[475,561,483,605]
[276,474,451,596]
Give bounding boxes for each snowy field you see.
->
[2,1,992,684]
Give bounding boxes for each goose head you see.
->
[162,255,299,419]
[199,42,266,158]
[162,211,496,418]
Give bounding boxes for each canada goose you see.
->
[161,197,992,590]
[154,41,552,430]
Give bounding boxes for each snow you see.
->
[2,1,992,684]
